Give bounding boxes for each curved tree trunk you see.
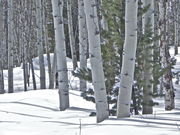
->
[117,0,138,118]
[84,0,109,123]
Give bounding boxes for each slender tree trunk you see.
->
[8,0,14,93]
[36,0,46,89]
[23,61,27,91]
[174,0,178,55]
[159,0,175,110]
[142,0,154,114]
[43,0,52,89]
[84,0,109,123]
[0,0,5,94]
[117,0,138,118]
[78,0,88,92]
[52,0,69,110]
[0,70,4,94]
[30,58,37,90]
[67,0,78,70]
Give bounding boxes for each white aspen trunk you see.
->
[52,0,69,110]
[159,0,175,110]
[142,0,154,114]
[67,0,78,71]
[78,0,88,92]
[117,0,138,118]
[36,0,46,89]
[8,0,14,93]
[84,0,109,123]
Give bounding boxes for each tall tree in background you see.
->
[0,0,5,94]
[67,0,78,70]
[174,0,179,55]
[78,0,88,92]
[8,0,14,93]
[117,0,138,117]
[36,0,46,89]
[52,0,69,111]
[43,0,52,89]
[84,0,109,123]
[142,0,154,114]
[159,0,175,110]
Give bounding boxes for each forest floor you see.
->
[0,52,180,135]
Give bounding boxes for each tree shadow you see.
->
[0,121,21,124]
[0,109,52,119]
[106,117,180,130]
[68,106,95,113]
[0,101,59,111]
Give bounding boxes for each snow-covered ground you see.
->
[0,89,180,135]
[1,52,180,135]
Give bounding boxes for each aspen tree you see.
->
[84,0,109,123]
[159,0,175,110]
[52,0,69,110]
[142,0,154,114]
[117,0,138,117]
[36,0,46,89]
[0,0,4,94]
[67,0,78,70]
[78,0,88,92]
[8,0,14,93]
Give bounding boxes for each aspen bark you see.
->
[84,0,109,123]
[159,0,175,110]
[78,0,88,92]
[52,0,69,110]
[117,0,138,118]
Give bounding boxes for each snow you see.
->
[1,53,180,135]
[0,89,180,135]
